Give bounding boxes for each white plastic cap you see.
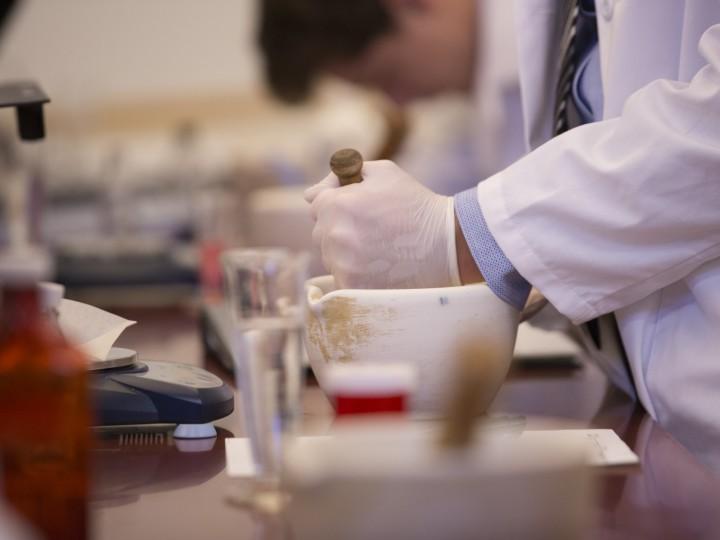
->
[324,363,417,397]
[0,247,53,285]
[39,281,65,312]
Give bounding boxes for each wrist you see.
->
[446,198,461,286]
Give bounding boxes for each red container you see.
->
[325,363,416,418]
[335,393,408,416]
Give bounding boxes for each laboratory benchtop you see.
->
[91,307,720,540]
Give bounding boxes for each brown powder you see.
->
[307,295,397,364]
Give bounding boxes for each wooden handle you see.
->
[330,148,364,186]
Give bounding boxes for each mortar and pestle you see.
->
[304,149,521,416]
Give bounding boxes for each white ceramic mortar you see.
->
[305,275,520,413]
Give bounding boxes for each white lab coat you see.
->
[477,0,720,452]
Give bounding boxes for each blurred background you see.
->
[0,0,513,308]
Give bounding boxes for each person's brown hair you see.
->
[259,0,393,102]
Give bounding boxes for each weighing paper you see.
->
[226,436,332,478]
[514,322,580,359]
[57,299,136,362]
[225,438,257,477]
[225,429,638,479]
[518,429,639,466]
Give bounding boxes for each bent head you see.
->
[259,0,478,104]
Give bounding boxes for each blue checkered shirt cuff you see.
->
[454,188,531,311]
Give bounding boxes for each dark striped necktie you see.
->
[554,0,581,136]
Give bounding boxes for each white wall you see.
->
[0,0,478,195]
[0,0,260,108]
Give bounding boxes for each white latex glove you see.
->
[305,160,461,290]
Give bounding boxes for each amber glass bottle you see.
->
[0,278,90,540]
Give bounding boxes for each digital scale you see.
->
[89,347,234,439]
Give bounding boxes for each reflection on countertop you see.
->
[91,425,232,508]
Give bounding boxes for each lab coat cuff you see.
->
[454,188,531,311]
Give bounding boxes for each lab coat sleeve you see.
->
[477,24,720,324]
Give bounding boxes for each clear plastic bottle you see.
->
[0,251,90,540]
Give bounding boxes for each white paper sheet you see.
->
[225,437,257,478]
[57,299,136,362]
[518,429,639,466]
[225,436,334,478]
[514,322,581,359]
[225,429,638,479]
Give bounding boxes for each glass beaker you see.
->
[222,248,308,488]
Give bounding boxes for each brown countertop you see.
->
[90,307,720,540]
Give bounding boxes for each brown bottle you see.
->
[0,277,90,540]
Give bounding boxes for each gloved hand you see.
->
[305,160,460,290]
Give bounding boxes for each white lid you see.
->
[325,363,417,397]
[39,281,65,311]
[0,247,53,284]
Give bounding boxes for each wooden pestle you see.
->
[330,148,364,186]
